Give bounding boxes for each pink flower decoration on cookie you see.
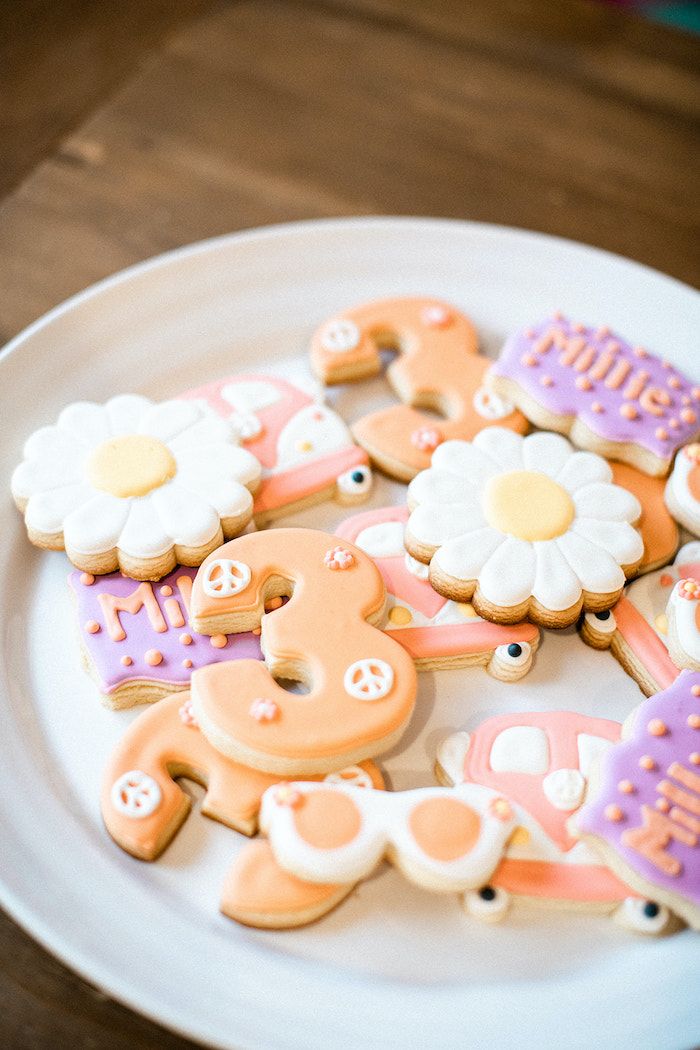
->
[677,578,700,601]
[179,698,198,727]
[684,443,700,463]
[489,797,514,822]
[420,304,453,328]
[324,546,355,570]
[411,426,444,452]
[249,698,279,722]
[273,783,304,808]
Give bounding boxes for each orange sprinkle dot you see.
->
[210,634,227,649]
[655,427,669,441]
[591,401,604,414]
[690,752,700,766]
[692,686,700,697]
[541,375,554,387]
[633,346,648,358]
[80,573,95,586]
[669,418,680,429]
[656,798,671,812]
[693,387,700,402]
[573,322,586,333]
[120,655,133,667]
[607,341,620,353]
[688,713,700,728]
[253,626,261,636]
[182,658,193,669]
[596,326,610,340]
[618,779,635,794]
[668,376,681,389]
[647,718,667,737]
[145,649,163,666]
[524,328,535,339]
[576,376,592,391]
[620,404,638,420]
[265,596,283,611]
[681,409,697,425]
[605,804,624,823]
[552,310,563,321]
[521,352,537,367]
[662,360,672,370]
[640,755,657,771]
[179,634,193,646]
[85,620,100,634]
[160,585,173,596]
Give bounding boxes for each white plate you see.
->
[1,218,698,1050]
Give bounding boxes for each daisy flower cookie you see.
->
[405,428,644,628]
[11,395,261,580]
[664,443,700,537]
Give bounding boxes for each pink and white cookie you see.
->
[180,374,372,524]
[436,712,672,933]
[335,505,539,679]
[309,297,528,481]
[580,542,700,696]
[11,395,260,580]
[404,428,644,628]
[487,316,700,477]
[577,670,700,931]
[101,692,383,861]
[70,566,264,709]
[666,575,700,673]
[221,780,517,929]
[665,443,700,536]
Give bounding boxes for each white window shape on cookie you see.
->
[489,726,550,774]
[273,404,351,473]
[202,558,251,598]
[220,380,283,414]
[355,521,405,559]
[324,766,374,790]
[320,319,361,353]
[343,658,394,700]
[576,733,614,779]
[111,770,162,819]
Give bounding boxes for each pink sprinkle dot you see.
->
[692,685,700,697]
[605,804,624,823]
[620,404,638,420]
[572,322,586,333]
[160,585,173,596]
[668,376,681,389]
[591,401,604,414]
[655,427,669,442]
[669,418,680,430]
[576,376,592,391]
[179,698,197,726]
[85,620,100,634]
[647,718,667,737]
[656,798,671,813]
[120,655,133,667]
[410,426,443,452]
[618,779,635,795]
[633,346,648,358]
[210,634,227,649]
[662,360,672,370]
[182,658,193,669]
[145,649,163,667]
[421,304,453,328]
[681,409,697,425]
[324,546,356,570]
[596,326,610,340]
[690,752,700,766]
[639,755,657,771]
[606,341,620,354]
[274,783,303,808]
[80,573,95,586]
[688,713,700,728]
[540,375,554,387]
[179,633,193,646]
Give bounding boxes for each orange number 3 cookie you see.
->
[190,528,417,774]
[310,297,528,481]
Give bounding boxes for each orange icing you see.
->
[610,462,677,573]
[98,583,167,642]
[408,797,480,861]
[639,386,671,416]
[622,805,697,876]
[164,598,185,629]
[293,790,362,849]
[221,840,345,915]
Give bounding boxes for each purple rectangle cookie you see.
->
[488,314,700,476]
[70,566,263,708]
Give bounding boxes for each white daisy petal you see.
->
[432,528,504,581]
[151,483,220,548]
[573,483,641,524]
[531,540,582,611]
[472,427,524,471]
[556,532,625,594]
[522,432,573,478]
[408,502,485,547]
[175,444,261,489]
[57,402,111,447]
[407,468,471,507]
[431,440,501,485]
[24,484,94,535]
[557,450,612,493]
[572,520,644,566]
[117,498,173,559]
[167,415,234,451]
[105,394,152,436]
[139,400,203,442]
[478,537,536,606]
[24,425,86,463]
[63,493,131,555]
[11,452,83,501]
[177,475,253,520]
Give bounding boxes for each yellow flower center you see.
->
[483,470,574,542]
[87,435,176,498]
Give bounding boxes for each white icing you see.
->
[229,410,263,441]
[531,540,582,612]
[139,400,203,443]
[24,483,94,535]
[668,583,700,665]
[110,770,162,819]
[336,465,372,497]
[463,885,511,922]
[105,394,152,435]
[117,498,173,560]
[573,483,641,524]
[404,552,430,579]
[665,450,700,536]
[202,559,252,598]
[354,522,405,559]
[541,768,585,811]
[408,467,479,507]
[613,898,669,935]
[432,529,504,581]
[583,611,617,636]
[436,731,471,785]
[57,401,111,447]
[220,380,282,414]
[272,404,352,473]
[431,439,501,485]
[407,502,485,547]
[472,386,514,421]
[676,540,700,572]
[471,426,524,472]
[571,519,644,566]
[150,484,220,549]
[576,733,614,777]
[64,492,131,555]
[343,658,394,700]
[494,642,531,668]
[478,537,536,607]
[555,531,625,594]
[319,319,361,353]
[489,726,549,775]
[323,766,374,790]
[521,431,573,479]
[556,450,612,493]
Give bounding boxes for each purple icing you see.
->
[69,566,263,694]
[491,315,700,461]
[578,670,700,909]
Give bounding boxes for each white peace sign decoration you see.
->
[343,658,394,701]
[324,765,374,790]
[111,770,162,819]
[202,558,252,598]
[320,319,361,353]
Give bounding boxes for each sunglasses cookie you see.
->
[335,505,539,679]
[221,780,517,929]
[189,528,417,775]
[580,543,700,696]
[577,671,700,932]
[405,428,644,628]
[102,692,383,861]
[487,315,700,477]
[666,576,700,674]
[436,712,673,933]
[180,374,372,524]
[665,443,700,537]
[11,395,261,580]
[310,297,528,481]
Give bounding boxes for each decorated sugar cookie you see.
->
[335,505,539,679]
[405,428,644,628]
[221,780,517,929]
[309,297,528,481]
[189,529,417,775]
[180,374,372,524]
[11,395,260,580]
[70,566,266,708]
[666,576,700,673]
[102,693,383,861]
[436,712,672,933]
[580,543,700,696]
[665,443,700,537]
[609,461,678,575]
[487,315,700,477]
[577,671,700,931]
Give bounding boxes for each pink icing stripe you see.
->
[494,858,635,903]
[389,622,537,661]
[253,445,368,514]
[614,597,679,691]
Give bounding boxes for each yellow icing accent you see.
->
[388,605,412,625]
[457,602,477,619]
[88,435,176,498]
[296,439,313,453]
[509,825,531,846]
[655,613,668,636]
[483,470,574,542]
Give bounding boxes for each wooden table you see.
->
[1,1,697,1045]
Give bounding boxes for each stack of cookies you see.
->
[11,299,700,936]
